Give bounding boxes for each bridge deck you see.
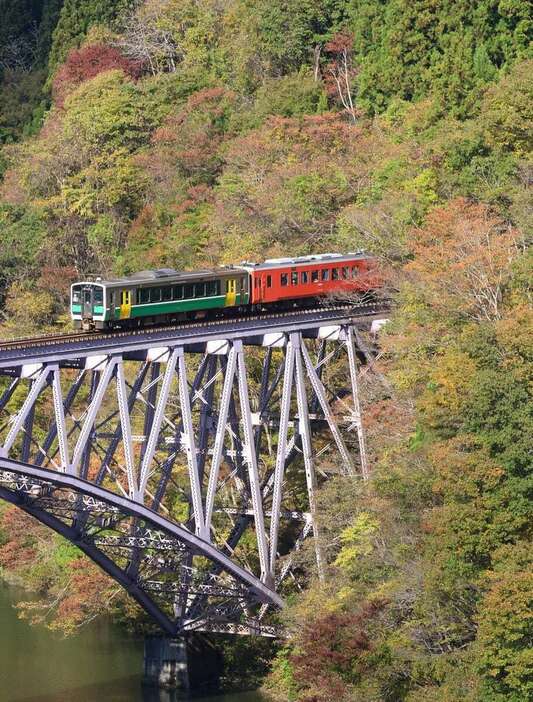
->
[0,303,388,369]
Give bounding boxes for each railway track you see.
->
[0,301,390,353]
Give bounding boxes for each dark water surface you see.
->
[0,585,264,702]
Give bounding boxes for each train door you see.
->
[82,287,93,319]
[256,274,266,303]
[120,289,132,319]
[226,279,237,306]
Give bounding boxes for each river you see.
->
[0,585,265,702]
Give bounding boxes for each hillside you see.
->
[0,1,531,700]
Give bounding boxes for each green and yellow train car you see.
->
[71,267,249,331]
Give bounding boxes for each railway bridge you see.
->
[0,303,388,688]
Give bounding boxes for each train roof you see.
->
[74,266,248,288]
[239,251,371,271]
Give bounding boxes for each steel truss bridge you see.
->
[0,304,387,637]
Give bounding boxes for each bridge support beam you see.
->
[0,308,388,638]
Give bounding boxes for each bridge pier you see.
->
[143,635,223,694]
[143,636,190,692]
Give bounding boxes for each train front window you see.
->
[72,286,81,304]
[83,290,92,304]
[94,288,103,305]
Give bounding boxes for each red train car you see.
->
[241,252,378,305]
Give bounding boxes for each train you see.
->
[70,252,379,331]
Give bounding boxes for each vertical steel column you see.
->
[205,346,237,536]
[20,389,36,463]
[95,362,150,485]
[254,347,273,454]
[310,339,327,415]
[35,370,85,467]
[346,326,369,479]
[226,372,245,483]
[116,360,138,500]
[292,333,325,581]
[51,366,70,473]
[138,353,177,501]
[70,359,117,476]
[139,362,161,466]
[196,355,218,485]
[151,354,210,512]
[177,348,206,539]
[80,370,100,480]
[300,341,356,477]
[0,367,51,458]
[269,338,295,577]
[234,340,269,584]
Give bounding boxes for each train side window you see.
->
[311,270,319,282]
[174,285,184,299]
[152,287,162,302]
[214,280,221,295]
[291,271,298,285]
[332,268,339,280]
[162,286,172,301]
[301,271,308,284]
[322,269,330,281]
[195,283,205,297]
[342,266,349,279]
[281,273,288,286]
[184,284,194,298]
[352,266,358,277]
[266,275,272,288]
[240,278,246,292]
[139,288,150,304]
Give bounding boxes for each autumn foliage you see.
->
[0,0,531,699]
[290,602,387,701]
[52,43,143,107]
[407,198,522,322]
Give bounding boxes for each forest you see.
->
[0,1,531,700]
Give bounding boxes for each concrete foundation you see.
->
[143,636,190,692]
[143,634,223,695]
